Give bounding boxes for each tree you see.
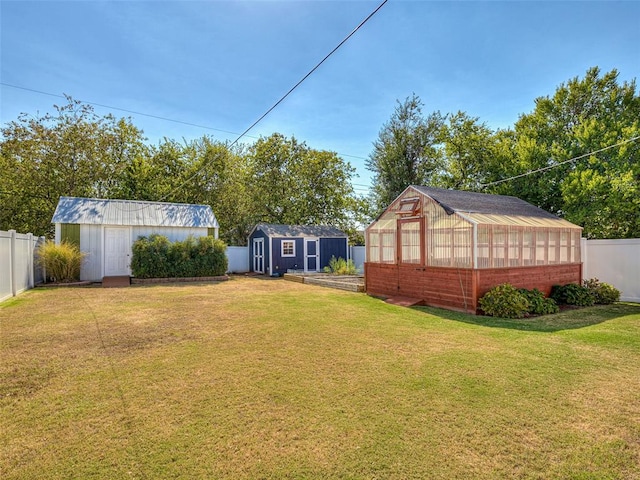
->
[506,67,640,238]
[247,133,357,235]
[367,94,444,213]
[0,96,148,236]
[435,111,498,190]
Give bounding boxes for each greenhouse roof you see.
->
[412,186,582,229]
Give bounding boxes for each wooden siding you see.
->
[475,263,582,299]
[365,263,475,313]
[272,238,304,273]
[365,262,582,314]
[319,238,348,269]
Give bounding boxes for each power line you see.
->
[0,82,243,137]
[165,0,387,205]
[478,135,640,188]
[0,81,369,161]
[3,1,386,213]
[227,0,388,147]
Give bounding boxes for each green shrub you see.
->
[551,283,595,307]
[518,288,560,315]
[131,235,227,278]
[37,240,85,282]
[479,284,530,318]
[323,256,357,275]
[583,278,620,305]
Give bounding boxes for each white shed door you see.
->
[104,227,131,276]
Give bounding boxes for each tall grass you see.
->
[36,240,85,282]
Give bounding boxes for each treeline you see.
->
[1,67,638,242]
[367,67,640,239]
[0,98,365,245]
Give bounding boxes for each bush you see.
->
[131,234,228,278]
[550,283,595,307]
[479,284,530,318]
[37,240,85,282]
[323,256,357,275]
[583,278,620,305]
[518,288,560,315]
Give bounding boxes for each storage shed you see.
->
[365,186,583,313]
[51,196,219,281]
[248,223,348,275]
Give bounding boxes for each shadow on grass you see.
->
[412,303,640,332]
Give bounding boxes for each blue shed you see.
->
[248,223,349,275]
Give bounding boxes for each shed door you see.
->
[305,238,319,272]
[104,227,131,276]
[253,238,264,274]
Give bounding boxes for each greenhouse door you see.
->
[397,219,422,265]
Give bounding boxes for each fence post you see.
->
[9,229,16,297]
[39,236,46,283]
[27,233,34,289]
[581,237,588,280]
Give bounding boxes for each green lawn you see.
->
[1,277,639,479]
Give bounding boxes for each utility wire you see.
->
[3,1,385,212]
[0,82,243,138]
[478,135,640,188]
[227,0,388,147]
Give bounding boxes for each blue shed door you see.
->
[305,238,319,272]
[253,238,264,274]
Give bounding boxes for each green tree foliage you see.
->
[0,96,148,236]
[247,133,358,232]
[367,94,444,213]
[0,97,360,245]
[500,67,640,238]
[369,68,639,238]
[435,111,498,190]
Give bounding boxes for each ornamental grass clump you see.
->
[37,240,85,283]
[323,256,357,275]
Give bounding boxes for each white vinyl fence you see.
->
[226,246,250,274]
[582,238,640,303]
[2,235,638,303]
[350,246,366,273]
[0,230,46,303]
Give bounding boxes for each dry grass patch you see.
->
[1,278,639,479]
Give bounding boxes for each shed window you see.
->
[281,240,295,257]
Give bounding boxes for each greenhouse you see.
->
[365,186,583,313]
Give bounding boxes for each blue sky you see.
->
[1,0,639,193]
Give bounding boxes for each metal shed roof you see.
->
[253,223,347,238]
[51,196,219,228]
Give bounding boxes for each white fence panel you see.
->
[0,230,45,303]
[226,246,249,273]
[0,231,12,302]
[350,246,366,273]
[582,238,640,303]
